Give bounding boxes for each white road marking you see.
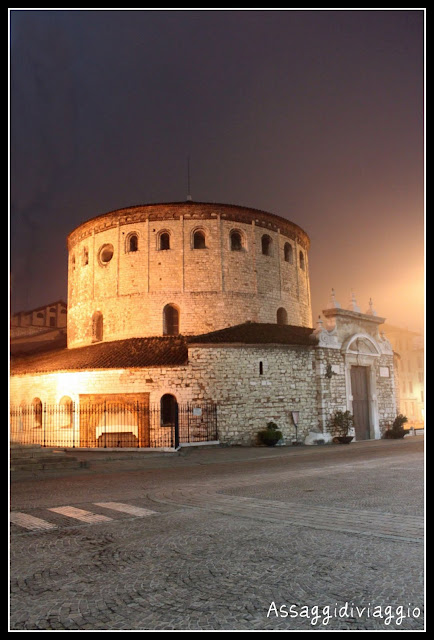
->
[48,506,113,524]
[11,512,57,531]
[94,502,157,517]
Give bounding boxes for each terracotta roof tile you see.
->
[10,336,189,375]
[188,323,316,346]
[10,324,316,375]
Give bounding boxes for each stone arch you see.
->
[92,311,103,342]
[284,242,293,263]
[277,307,288,325]
[160,393,178,427]
[261,234,272,256]
[342,333,382,442]
[230,228,245,251]
[59,396,74,429]
[299,250,305,270]
[192,228,206,249]
[158,230,171,250]
[32,397,43,429]
[163,304,180,336]
[343,333,382,357]
[126,232,139,253]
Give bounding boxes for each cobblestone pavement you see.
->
[9,438,424,631]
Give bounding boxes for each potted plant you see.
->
[330,410,355,444]
[383,414,408,439]
[257,421,283,447]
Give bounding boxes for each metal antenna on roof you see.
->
[186,156,192,201]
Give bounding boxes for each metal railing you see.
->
[10,401,218,449]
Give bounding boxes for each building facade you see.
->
[380,324,424,428]
[66,202,312,347]
[10,202,399,448]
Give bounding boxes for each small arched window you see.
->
[71,255,76,271]
[92,311,103,342]
[159,232,170,251]
[32,398,43,428]
[277,307,288,325]
[299,251,305,270]
[284,242,293,263]
[59,396,73,428]
[193,230,206,249]
[163,304,180,336]
[160,394,178,427]
[82,247,89,265]
[230,230,243,251]
[128,234,138,252]
[261,234,272,256]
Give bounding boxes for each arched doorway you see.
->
[160,394,179,448]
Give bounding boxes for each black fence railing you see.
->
[10,401,218,449]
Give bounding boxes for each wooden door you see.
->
[350,366,371,440]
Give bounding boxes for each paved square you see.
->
[10,438,424,630]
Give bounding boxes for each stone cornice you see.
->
[67,202,310,252]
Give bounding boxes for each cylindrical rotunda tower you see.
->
[66,202,312,348]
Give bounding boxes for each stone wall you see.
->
[67,203,312,347]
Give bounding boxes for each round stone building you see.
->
[66,202,312,348]
[11,200,399,450]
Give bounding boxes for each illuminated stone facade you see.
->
[66,202,312,348]
[10,202,400,447]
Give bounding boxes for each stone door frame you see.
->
[342,333,382,441]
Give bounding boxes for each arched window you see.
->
[261,234,272,256]
[71,255,76,271]
[159,232,170,251]
[128,234,138,252]
[284,242,293,263]
[82,247,89,265]
[92,311,103,342]
[277,307,288,325]
[193,229,206,249]
[163,304,179,336]
[230,230,243,251]
[299,251,305,270]
[32,398,43,429]
[160,394,177,427]
[59,396,73,429]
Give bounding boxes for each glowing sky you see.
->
[9,9,424,332]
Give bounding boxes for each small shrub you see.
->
[257,421,283,446]
[329,410,354,438]
[383,414,408,439]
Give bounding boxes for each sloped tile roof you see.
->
[10,336,189,375]
[10,324,317,375]
[189,323,316,346]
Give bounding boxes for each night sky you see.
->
[10,9,425,332]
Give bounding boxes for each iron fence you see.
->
[10,401,218,449]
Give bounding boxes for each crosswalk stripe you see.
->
[11,512,57,531]
[94,502,157,517]
[48,506,113,524]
